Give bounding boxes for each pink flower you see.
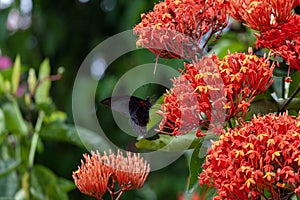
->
[0,56,12,70]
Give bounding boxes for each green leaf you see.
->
[273,67,288,77]
[0,171,19,197]
[200,185,218,199]
[30,165,71,200]
[147,95,164,131]
[43,111,67,123]
[0,159,21,177]
[2,102,28,135]
[246,99,278,119]
[0,73,4,96]
[11,55,21,94]
[57,177,76,193]
[39,122,83,148]
[35,59,51,104]
[289,71,300,98]
[27,68,37,93]
[4,80,11,93]
[188,141,205,190]
[278,98,300,112]
[136,131,200,151]
[212,39,247,58]
[0,108,5,135]
[291,194,300,200]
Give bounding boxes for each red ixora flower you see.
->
[199,112,300,200]
[255,14,300,70]
[225,0,298,31]
[158,48,274,137]
[72,150,150,199]
[133,0,228,59]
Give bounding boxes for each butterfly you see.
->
[100,96,152,138]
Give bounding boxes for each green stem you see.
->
[278,84,300,114]
[28,111,45,167]
[115,190,124,200]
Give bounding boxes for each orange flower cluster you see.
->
[72,150,150,199]
[199,113,300,199]
[158,49,274,136]
[133,0,228,59]
[255,14,300,70]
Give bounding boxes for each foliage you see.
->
[0,56,79,199]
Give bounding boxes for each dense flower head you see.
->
[225,0,298,31]
[199,112,300,199]
[158,49,274,136]
[214,49,275,119]
[158,57,225,136]
[109,150,150,190]
[255,14,300,70]
[72,151,112,199]
[133,0,228,59]
[72,150,150,199]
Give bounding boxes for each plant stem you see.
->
[278,84,300,114]
[28,111,45,167]
[115,191,124,200]
[30,73,62,97]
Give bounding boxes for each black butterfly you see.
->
[100,96,152,138]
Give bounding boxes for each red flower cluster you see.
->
[133,0,228,59]
[158,49,274,136]
[72,150,150,199]
[226,0,300,70]
[226,0,297,31]
[158,57,224,136]
[215,49,274,119]
[199,112,300,199]
[256,14,300,70]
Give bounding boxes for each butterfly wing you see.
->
[100,96,131,117]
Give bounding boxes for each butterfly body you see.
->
[100,96,152,138]
[128,96,151,127]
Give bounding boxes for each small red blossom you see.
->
[73,150,150,199]
[133,0,228,59]
[178,192,201,200]
[256,14,300,70]
[199,112,300,199]
[226,0,297,31]
[159,49,274,136]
